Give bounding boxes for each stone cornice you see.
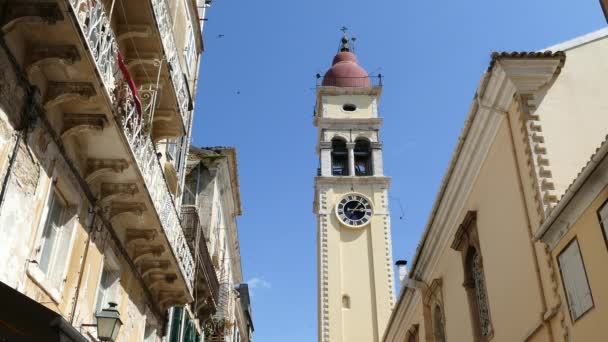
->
[315,176,391,186]
[313,117,383,129]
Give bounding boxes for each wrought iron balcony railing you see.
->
[115,81,195,294]
[150,0,191,126]
[67,0,195,293]
[181,205,220,312]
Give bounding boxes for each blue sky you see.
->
[191,1,605,341]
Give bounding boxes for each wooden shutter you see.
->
[599,202,608,240]
[558,240,593,320]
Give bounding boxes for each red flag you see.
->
[117,51,142,117]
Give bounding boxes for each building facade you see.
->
[0,0,217,341]
[171,146,253,342]
[536,129,608,340]
[313,36,395,342]
[383,28,608,342]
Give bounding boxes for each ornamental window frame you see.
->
[450,210,494,341]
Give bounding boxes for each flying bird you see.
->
[217,34,225,38]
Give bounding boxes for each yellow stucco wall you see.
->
[322,95,377,119]
[320,183,394,342]
[550,186,608,342]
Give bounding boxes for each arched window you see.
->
[433,304,446,342]
[354,139,372,176]
[331,138,348,176]
[466,247,492,338]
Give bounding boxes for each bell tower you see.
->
[313,33,395,342]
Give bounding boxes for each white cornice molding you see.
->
[314,117,383,129]
[315,176,391,187]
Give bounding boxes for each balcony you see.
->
[0,0,197,308]
[181,205,220,319]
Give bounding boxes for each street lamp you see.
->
[96,302,123,341]
[82,302,123,341]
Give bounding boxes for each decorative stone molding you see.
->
[117,25,153,41]
[61,113,107,140]
[85,158,129,183]
[108,201,146,220]
[493,55,565,216]
[26,45,80,76]
[1,2,64,33]
[132,245,165,264]
[125,229,157,249]
[139,260,170,278]
[44,82,96,108]
[99,183,139,205]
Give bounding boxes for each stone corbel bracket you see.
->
[489,52,566,216]
[85,158,129,184]
[1,2,64,33]
[61,113,108,140]
[107,201,146,221]
[26,45,81,79]
[99,183,139,206]
[132,245,165,265]
[45,82,96,109]
[138,260,170,278]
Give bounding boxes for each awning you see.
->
[0,281,88,342]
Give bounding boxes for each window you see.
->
[168,307,184,342]
[598,200,608,246]
[433,304,446,342]
[95,253,120,315]
[183,12,197,75]
[342,103,357,112]
[558,239,593,321]
[450,211,493,340]
[354,139,372,176]
[36,187,74,290]
[467,249,491,337]
[331,138,348,176]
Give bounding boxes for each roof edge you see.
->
[541,27,608,52]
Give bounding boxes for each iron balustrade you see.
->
[115,81,195,294]
[150,0,192,127]
[316,75,383,88]
[68,0,196,294]
[181,205,220,313]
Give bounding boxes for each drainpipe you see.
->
[503,102,555,342]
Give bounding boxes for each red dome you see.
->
[322,51,370,87]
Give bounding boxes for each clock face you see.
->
[336,194,373,228]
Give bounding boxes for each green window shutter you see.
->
[169,307,184,342]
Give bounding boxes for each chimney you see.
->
[395,260,407,284]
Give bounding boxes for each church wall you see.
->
[322,94,377,119]
[535,36,608,197]
[462,118,545,341]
